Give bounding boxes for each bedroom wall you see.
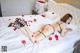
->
[54,0,80,9]
[0,0,36,16]
[0,3,2,17]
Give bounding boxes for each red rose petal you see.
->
[34,19,37,22]
[38,1,45,3]
[52,32,54,35]
[49,37,52,41]
[21,40,26,45]
[28,20,33,23]
[41,15,45,17]
[55,35,59,40]
[34,41,37,43]
[13,27,17,31]
[8,19,11,20]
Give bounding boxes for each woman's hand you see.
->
[66,28,72,32]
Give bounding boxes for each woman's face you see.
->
[66,17,72,24]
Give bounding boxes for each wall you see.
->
[0,0,36,16]
[0,3,2,17]
[54,0,80,9]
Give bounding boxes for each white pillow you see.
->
[42,11,60,23]
[66,24,78,31]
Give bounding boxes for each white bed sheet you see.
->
[0,14,80,53]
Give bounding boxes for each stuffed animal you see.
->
[32,0,48,15]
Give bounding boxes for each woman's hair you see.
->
[60,13,73,23]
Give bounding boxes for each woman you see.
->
[32,13,73,43]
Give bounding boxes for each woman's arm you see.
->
[61,27,72,37]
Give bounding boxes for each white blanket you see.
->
[0,13,80,53]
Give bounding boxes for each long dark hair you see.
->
[60,13,73,24]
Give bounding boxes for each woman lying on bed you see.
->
[31,13,73,43]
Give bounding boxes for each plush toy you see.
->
[32,0,48,15]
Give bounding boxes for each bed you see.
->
[0,12,80,53]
